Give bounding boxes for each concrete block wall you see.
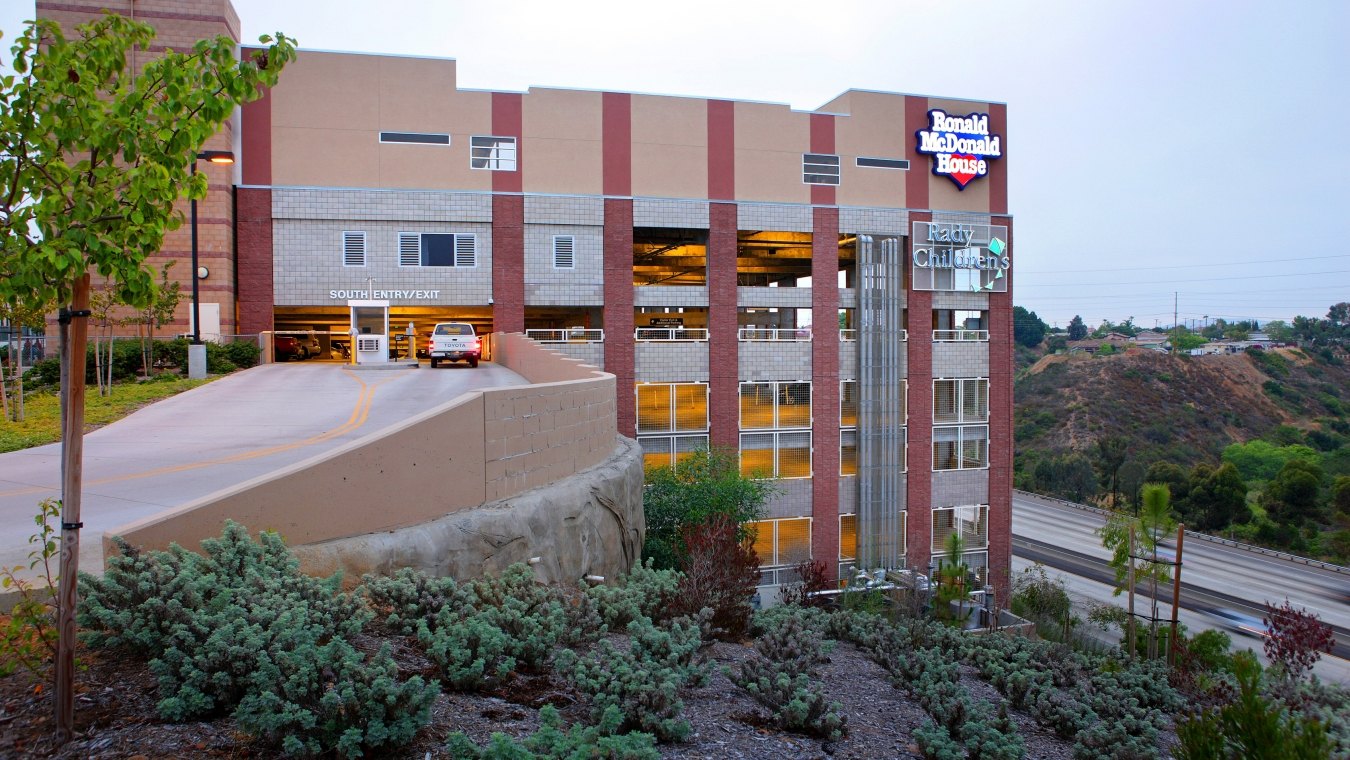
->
[633,286,709,308]
[931,469,990,510]
[633,198,709,228]
[736,202,813,232]
[272,188,493,222]
[841,209,911,236]
[737,286,814,309]
[739,342,812,382]
[545,342,605,368]
[762,477,814,519]
[272,218,493,306]
[635,343,709,382]
[524,222,604,304]
[932,342,991,378]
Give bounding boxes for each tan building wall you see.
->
[631,94,708,200]
[107,333,618,556]
[833,91,911,209]
[522,88,604,195]
[734,101,811,205]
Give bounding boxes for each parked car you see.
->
[274,335,305,361]
[297,333,322,359]
[428,322,480,368]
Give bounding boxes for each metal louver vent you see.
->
[454,234,476,267]
[398,233,420,267]
[553,235,575,269]
[342,231,366,267]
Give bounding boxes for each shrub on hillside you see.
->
[641,447,771,569]
[78,522,437,758]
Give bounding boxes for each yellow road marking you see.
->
[0,369,404,498]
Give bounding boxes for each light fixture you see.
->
[189,150,234,361]
[198,150,235,165]
[197,266,209,280]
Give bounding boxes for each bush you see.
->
[672,515,760,641]
[1263,599,1335,682]
[361,567,460,635]
[561,615,708,742]
[1175,651,1331,760]
[445,704,659,759]
[641,447,771,569]
[415,564,602,690]
[586,559,683,629]
[78,522,436,757]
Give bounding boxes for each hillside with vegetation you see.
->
[1014,326,1350,563]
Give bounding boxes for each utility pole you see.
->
[1172,292,1179,354]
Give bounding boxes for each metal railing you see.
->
[933,329,989,342]
[526,328,604,343]
[738,327,812,342]
[635,327,708,342]
[840,329,856,341]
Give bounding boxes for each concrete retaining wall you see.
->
[106,333,635,580]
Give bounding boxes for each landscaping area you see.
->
[2,518,1346,759]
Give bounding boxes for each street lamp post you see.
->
[188,150,234,379]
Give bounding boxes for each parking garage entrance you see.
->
[272,305,494,363]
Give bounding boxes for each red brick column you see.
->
[905,97,931,211]
[809,114,836,207]
[906,212,934,574]
[811,207,840,580]
[987,216,1014,604]
[492,195,525,333]
[603,199,636,437]
[708,203,740,451]
[235,187,273,336]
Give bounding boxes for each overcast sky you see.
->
[3,1,1347,329]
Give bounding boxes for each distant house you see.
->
[1131,330,1171,351]
[1068,332,1132,354]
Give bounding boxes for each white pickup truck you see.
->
[427,322,481,368]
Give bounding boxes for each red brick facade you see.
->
[234,188,273,335]
[602,200,636,437]
[491,195,525,334]
[810,207,840,580]
[905,212,934,573]
[708,203,740,451]
[987,216,1014,603]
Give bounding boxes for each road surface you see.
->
[0,361,526,582]
[1013,491,1350,682]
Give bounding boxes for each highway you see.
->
[1012,490,1350,682]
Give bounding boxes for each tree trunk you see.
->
[55,274,90,743]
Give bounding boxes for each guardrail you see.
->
[1013,489,1350,576]
[738,327,812,342]
[526,328,604,343]
[635,327,708,342]
[934,329,989,342]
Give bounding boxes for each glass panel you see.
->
[962,426,988,468]
[934,380,958,423]
[777,431,812,478]
[674,435,708,468]
[747,520,775,566]
[840,429,857,476]
[962,379,989,422]
[639,436,672,472]
[840,381,858,428]
[776,518,812,565]
[932,508,957,552]
[778,383,812,429]
[636,384,673,434]
[740,433,775,478]
[839,514,857,560]
[421,233,457,267]
[961,506,990,550]
[933,426,960,470]
[673,384,708,431]
[740,383,775,430]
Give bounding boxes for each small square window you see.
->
[803,153,840,185]
[471,136,518,171]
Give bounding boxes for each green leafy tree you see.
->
[1012,305,1047,349]
[1171,330,1208,352]
[1099,483,1175,601]
[1261,459,1324,524]
[1067,314,1088,341]
[1221,440,1319,482]
[642,447,773,570]
[0,14,295,739]
[1262,320,1293,343]
[1185,462,1248,532]
[1095,437,1129,509]
[1333,475,1350,516]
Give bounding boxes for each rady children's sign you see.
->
[914,110,1003,190]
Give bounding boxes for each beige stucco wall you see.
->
[107,332,618,558]
[269,50,491,191]
[734,101,810,205]
[833,91,910,209]
[523,89,603,195]
[631,94,708,199]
